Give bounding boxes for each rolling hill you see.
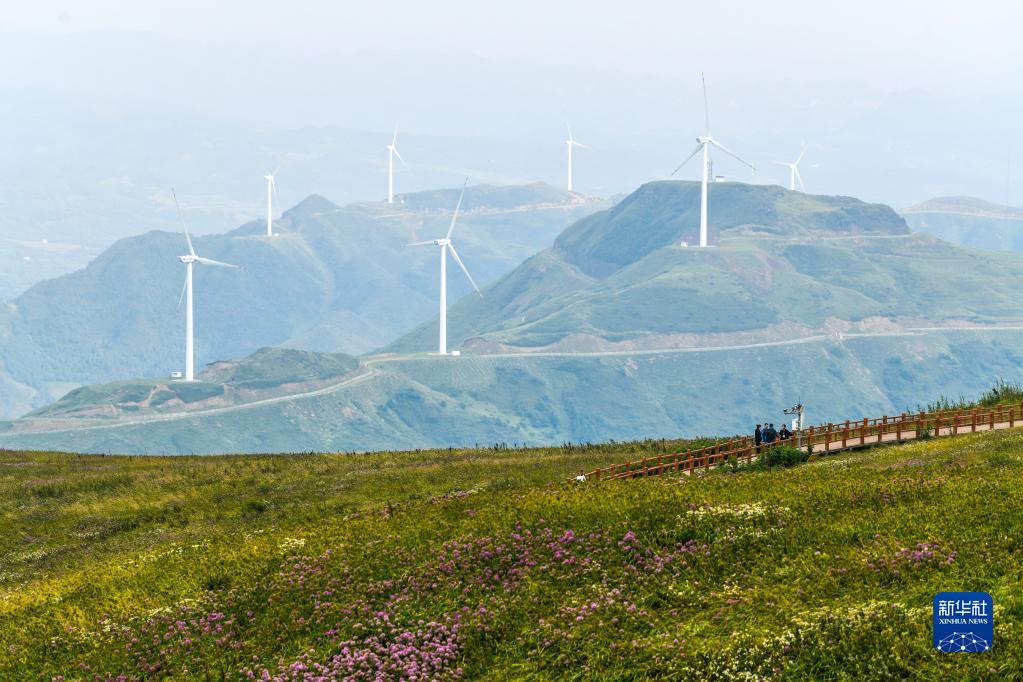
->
[388,181,1023,353]
[7,182,1023,455]
[0,183,604,418]
[902,196,1023,253]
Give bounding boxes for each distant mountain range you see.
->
[6,181,1023,454]
[0,183,605,418]
[902,196,1023,253]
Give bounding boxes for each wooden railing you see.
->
[582,401,1023,482]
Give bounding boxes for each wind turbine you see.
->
[566,124,589,192]
[406,179,481,355]
[263,170,279,236]
[774,146,807,191]
[386,126,406,204]
[172,189,241,382]
[671,73,755,247]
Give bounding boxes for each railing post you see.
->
[1012,405,1016,428]
[826,423,833,452]
[972,409,977,433]
[990,409,995,430]
[861,418,867,445]
[843,420,849,448]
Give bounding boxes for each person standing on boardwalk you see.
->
[754,424,763,452]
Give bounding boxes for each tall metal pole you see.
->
[438,245,447,355]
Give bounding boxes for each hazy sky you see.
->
[7,0,1022,94]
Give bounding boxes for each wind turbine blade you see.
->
[567,122,573,142]
[701,72,710,136]
[445,178,469,239]
[795,167,806,191]
[391,125,398,147]
[573,140,591,149]
[709,138,755,171]
[171,188,196,256]
[447,243,481,294]
[671,143,705,176]
[393,146,407,166]
[795,145,807,166]
[177,274,187,310]
[405,240,435,247]
[195,256,241,269]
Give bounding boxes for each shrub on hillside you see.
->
[758,445,809,468]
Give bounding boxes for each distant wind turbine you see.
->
[172,189,241,382]
[406,179,481,355]
[566,124,589,192]
[386,126,406,204]
[263,169,279,236]
[774,146,807,191]
[671,73,755,247]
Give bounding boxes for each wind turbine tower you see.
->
[172,190,242,382]
[386,126,406,204]
[264,170,279,236]
[406,179,482,355]
[671,73,755,247]
[566,125,589,192]
[774,146,807,191]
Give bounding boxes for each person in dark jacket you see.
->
[765,423,778,444]
[779,425,792,442]
[754,424,763,450]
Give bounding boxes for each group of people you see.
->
[754,422,793,448]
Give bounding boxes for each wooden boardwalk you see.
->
[583,402,1023,482]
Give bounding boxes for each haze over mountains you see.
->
[0,184,604,418]
[7,181,1023,454]
[1,27,1021,298]
[902,196,1023,253]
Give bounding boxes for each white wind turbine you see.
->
[172,190,241,382]
[386,126,406,204]
[566,124,589,192]
[406,179,481,355]
[671,73,755,247]
[263,169,279,236]
[774,146,807,191]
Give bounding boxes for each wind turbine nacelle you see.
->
[179,255,197,263]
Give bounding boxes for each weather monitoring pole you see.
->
[784,403,806,448]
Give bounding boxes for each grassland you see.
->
[2,429,1022,679]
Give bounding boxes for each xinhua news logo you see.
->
[933,592,993,653]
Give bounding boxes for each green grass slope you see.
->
[2,429,1021,679]
[0,184,604,419]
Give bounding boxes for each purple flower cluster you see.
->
[76,522,713,679]
[866,541,956,577]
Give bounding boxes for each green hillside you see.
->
[9,181,1023,455]
[0,184,604,419]
[1,428,1021,679]
[27,348,360,419]
[903,196,1023,253]
[5,328,1023,455]
[388,181,1023,354]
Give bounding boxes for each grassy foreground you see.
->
[2,431,1022,680]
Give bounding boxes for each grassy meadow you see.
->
[2,430,1022,679]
